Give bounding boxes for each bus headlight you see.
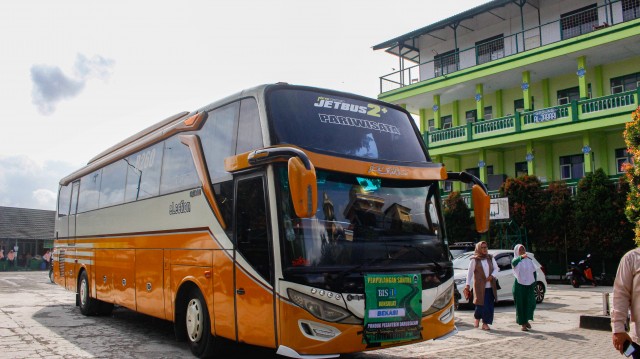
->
[287,288,360,324]
[423,283,453,316]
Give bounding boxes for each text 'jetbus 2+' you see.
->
[53,83,490,358]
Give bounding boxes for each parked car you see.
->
[452,249,547,307]
[449,242,477,258]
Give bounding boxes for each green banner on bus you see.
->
[363,273,422,344]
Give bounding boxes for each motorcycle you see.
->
[566,254,597,288]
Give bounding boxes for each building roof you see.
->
[0,206,55,240]
[372,0,513,57]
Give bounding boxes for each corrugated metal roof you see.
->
[0,206,55,240]
[372,0,512,51]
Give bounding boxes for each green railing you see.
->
[426,89,639,148]
[473,116,515,135]
[580,91,636,114]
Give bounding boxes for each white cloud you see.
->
[0,155,77,210]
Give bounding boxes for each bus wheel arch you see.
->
[174,281,218,358]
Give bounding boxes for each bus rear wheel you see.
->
[185,289,217,358]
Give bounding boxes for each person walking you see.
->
[512,244,537,331]
[463,241,499,331]
[611,247,640,357]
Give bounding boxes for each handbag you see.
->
[495,278,502,290]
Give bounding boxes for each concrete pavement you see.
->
[0,271,624,358]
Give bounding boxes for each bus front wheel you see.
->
[78,271,98,316]
[184,289,217,358]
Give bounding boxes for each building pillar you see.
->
[594,65,603,98]
[578,56,588,99]
[419,108,427,133]
[495,89,503,118]
[479,149,488,184]
[445,156,462,192]
[583,132,593,174]
[476,84,485,121]
[600,134,610,175]
[452,100,459,127]
[545,142,554,182]
[542,78,550,108]
[526,141,535,175]
[522,71,532,111]
[433,95,441,129]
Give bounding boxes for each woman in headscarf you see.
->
[512,243,537,331]
[464,241,499,330]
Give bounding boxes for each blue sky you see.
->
[0,0,488,210]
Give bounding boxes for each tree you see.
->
[442,191,474,243]
[623,106,640,247]
[539,181,574,249]
[498,175,544,250]
[574,168,634,259]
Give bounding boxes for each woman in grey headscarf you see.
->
[512,244,537,331]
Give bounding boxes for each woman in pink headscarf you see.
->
[512,244,537,331]
[464,241,499,331]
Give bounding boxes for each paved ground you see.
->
[0,271,623,358]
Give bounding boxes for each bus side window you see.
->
[200,102,238,182]
[160,136,199,194]
[236,98,262,154]
[78,170,102,213]
[57,185,71,218]
[212,180,234,239]
[124,142,164,202]
[235,176,271,283]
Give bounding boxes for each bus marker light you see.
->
[204,271,212,279]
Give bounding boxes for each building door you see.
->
[233,174,276,347]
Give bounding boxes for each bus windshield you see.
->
[267,88,428,164]
[277,167,449,290]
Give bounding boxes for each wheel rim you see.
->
[186,298,204,343]
[535,283,544,302]
[80,278,88,307]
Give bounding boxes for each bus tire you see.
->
[78,271,98,316]
[185,288,217,358]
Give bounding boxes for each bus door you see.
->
[64,180,80,292]
[233,174,276,348]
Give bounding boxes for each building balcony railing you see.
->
[424,89,639,149]
[380,0,639,94]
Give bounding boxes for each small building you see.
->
[0,206,55,269]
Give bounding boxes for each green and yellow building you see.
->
[374,0,640,196]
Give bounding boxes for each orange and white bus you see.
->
[53,83,489,358]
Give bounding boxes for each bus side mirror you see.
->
[471,184,490,233]
[288,157,318,218]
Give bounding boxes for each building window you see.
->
[443,181,453,192]
[623,0,640,21]
[484,106,493,120]
[428,119,435,132]
[515,162,528,177]
[434,49,459,77]
[610,72,640,94]
[514,98,534,113]
[465,110,477,124]
[561,4,598,40]
[441,115,453,129]
[557,86,580,105]
[616,148,633,174]
[476,35,505,65]
[560,154,585,180]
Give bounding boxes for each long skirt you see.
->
[513,281,536,325]
[473,289,495,325]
